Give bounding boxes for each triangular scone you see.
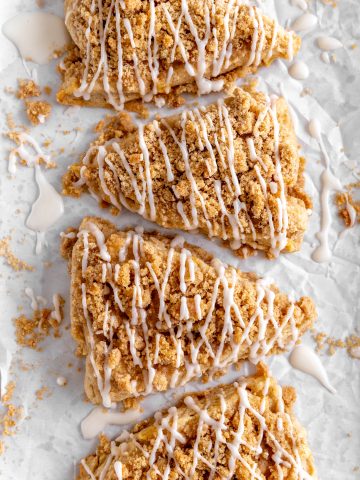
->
[63,87,311,258]
[58,0,300,109]
[77,364,317,479]
[61,217,316,406]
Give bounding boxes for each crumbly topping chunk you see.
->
[25,100,52,125]
[14,296,65,351]
[335,182,360,228]
[16,79,41,99]
[0,237,34,272]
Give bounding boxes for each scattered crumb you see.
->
[336,182,360,227]
[6,113,16,130]
[43,138,52,148]
[17,79,41,99]
[43,85,52,95]
[26,100,52,126]
[312,329,360,358]
[0,382,24,454]
[300,87,313,97]
[0,237,34,272]
[4,86,15,95]
[35,386,51,401]
[14,296,65,350]
[2,382,15,403]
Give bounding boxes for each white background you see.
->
[0,0,359,479]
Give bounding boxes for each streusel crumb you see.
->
[336,182,360,227]
[0,237,34,272]
[17,79,41,99]
[312,329,360,358]
[14,296,65,350]
[25,100,52,125]
[0,382,24,454]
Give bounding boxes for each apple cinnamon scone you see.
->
[77,363,317,479]
[63,87,311,258]
[61,217,316,406]
[58,0,300,109]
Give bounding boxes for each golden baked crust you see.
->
[63,87,311,258]
[77,364,317,479]
[57,0,300,108]
[63,216,316,405]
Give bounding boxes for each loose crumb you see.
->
[26,100,52,126]
[17,79,41,99]
[336,182,360,227]
[43,85,52,95]
[35,386,51,401]
[14,296,65,350]
[0,382,24,455]
[6,113,16,130]
[0,237,34,272]
[312,329,360,358]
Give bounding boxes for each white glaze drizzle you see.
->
[316,36,342,51]
[81,406,140,440]
[26,165,64,255]
[78,225,299,403]
[309,119,342,263]
[344,194,356,228]
[83,376,314,479]
[25,287,47,311]
[288,60,309,80]
[291,13,317,32]
[2,12,70,65]
[82,94,288,256]
[72,0,290,109]
[8,132,52,175]
[289,345,336,394]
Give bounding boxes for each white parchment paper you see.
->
[0,0,359,479]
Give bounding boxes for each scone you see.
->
[61,217,316,406]
[58,0,300,109]
[63,87,312,258]
[77,363,317,479]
